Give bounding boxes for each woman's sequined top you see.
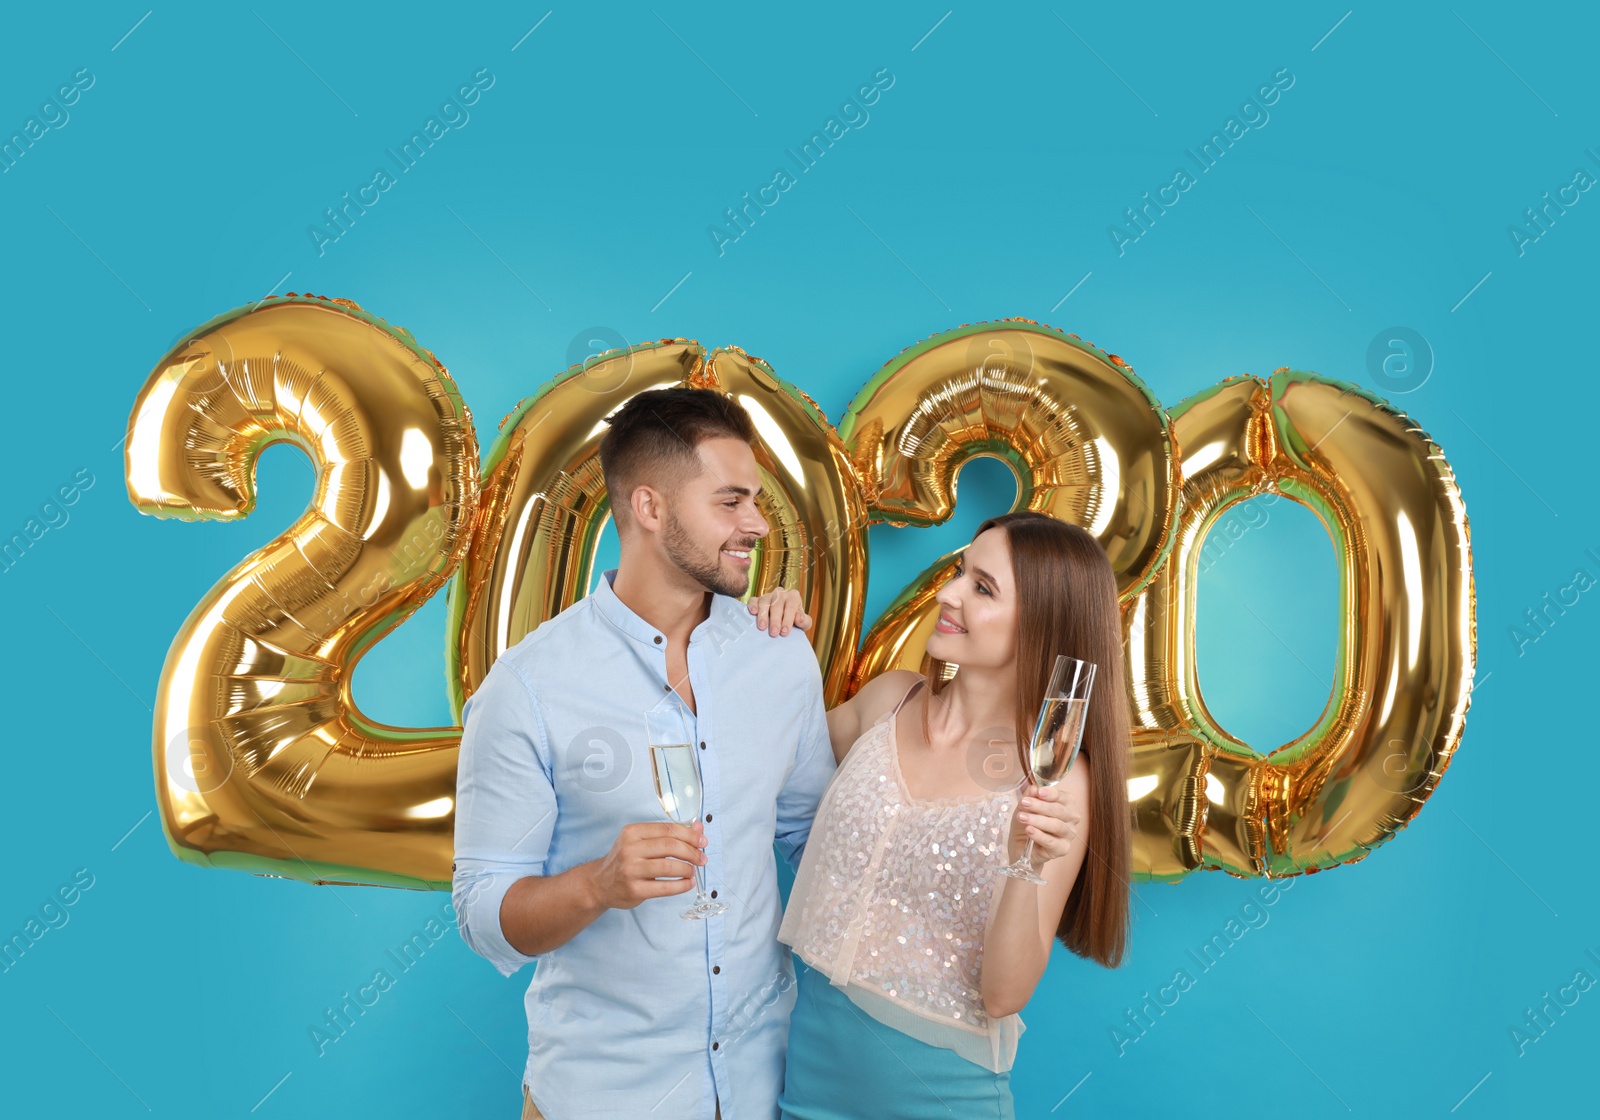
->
[778,677,1026,1072]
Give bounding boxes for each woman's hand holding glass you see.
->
[997,654,1096,883]
[1007,783,1085,874]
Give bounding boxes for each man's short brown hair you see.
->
[598,388,758,526]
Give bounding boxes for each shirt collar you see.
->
[592,567,739,650]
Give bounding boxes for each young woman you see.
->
[746,511,1132,1119]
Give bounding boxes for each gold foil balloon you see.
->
[128,306,1475,889]
[447,341,867,711]
[126,294,480,888]
[1123,371,1475,880]
[704,347,867,702]
[840,319,1178,695]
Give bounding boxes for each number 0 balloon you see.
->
[125,295,1475,890]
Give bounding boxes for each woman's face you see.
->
[927,527,1017,669]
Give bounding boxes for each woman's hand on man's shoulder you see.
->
[746,587,812,638]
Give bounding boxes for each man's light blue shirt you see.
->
[452,568,837,1120]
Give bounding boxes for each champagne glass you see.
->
[996,654,1096,884]
[646,700,728,919]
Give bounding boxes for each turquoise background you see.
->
[1,1,1594,1116]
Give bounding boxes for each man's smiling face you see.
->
[660,435,770,597]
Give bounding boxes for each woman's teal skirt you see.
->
[778,960,1015,1120]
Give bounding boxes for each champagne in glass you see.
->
[647,701,727,919]
[997,654,1096,883]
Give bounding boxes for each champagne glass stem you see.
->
[1020,836,1036,873]
[693,861,710,902]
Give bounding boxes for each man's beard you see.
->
[663,510,751,598]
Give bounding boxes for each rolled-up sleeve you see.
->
[452,657,556,978]
[774,652,837,869]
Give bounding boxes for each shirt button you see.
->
[705,813,713,822]
[713,965,721,974]
[699,740,706,750]
[712,1041,720,1050]
[710,890,718,898]
[664,684,670,691]
[653,635,662,644]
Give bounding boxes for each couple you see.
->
[452,388,1132,1120]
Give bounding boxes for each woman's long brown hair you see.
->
[924,511,1132,969]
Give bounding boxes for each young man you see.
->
[452,387,837,1120]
